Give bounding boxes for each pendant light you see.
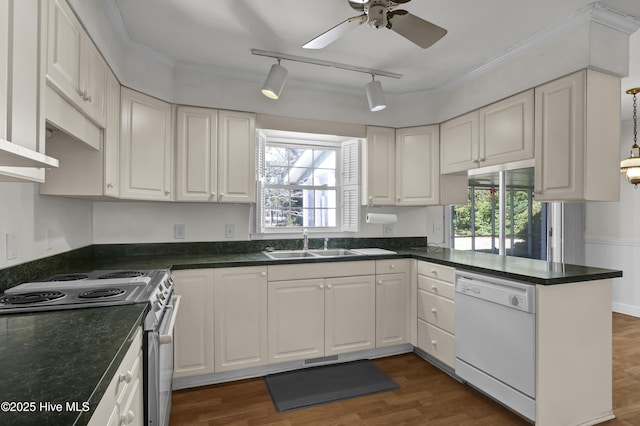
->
[620,88,640,187]
[261,59,288,100]
[365,74,386,112]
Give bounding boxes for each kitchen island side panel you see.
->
[536,279,614,425]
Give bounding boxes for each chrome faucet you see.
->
[303,229,309,251]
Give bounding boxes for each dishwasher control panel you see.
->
[455,271,535,313]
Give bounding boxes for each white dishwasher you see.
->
[455,270,536,422]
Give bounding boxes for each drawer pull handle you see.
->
[260,271,267,277]
[390,264,396,269]
[430,269,438,276]
[119,371,133,384]
[120,410,135,425]
[319,284,324,289]
[431,308,437,314]
[431,285,438,292]
[378,280,383,285]
[327,284,332,289]
[431,340,437,346]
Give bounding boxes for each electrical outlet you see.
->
[383,224,394,236]
[174,224,186,239]
[46,228,53,250]
[6,233,17,260]
[225,224,235,239]
[433,223,443,234]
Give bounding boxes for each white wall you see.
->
[0,183,93,268]
[92,201,431,244]
[585,120,640,316]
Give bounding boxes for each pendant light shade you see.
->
[261,61,288,100]
[366,76,386,112]
[621,88,640,187]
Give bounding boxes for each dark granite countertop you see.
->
[0,304,147,426]
[85,247,621,286]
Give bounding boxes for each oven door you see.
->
[147,295,181,426]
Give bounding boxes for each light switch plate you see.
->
[6,233,17,260]
[174,224,186,239]
[383,224,394,236]
[225,224,235,238]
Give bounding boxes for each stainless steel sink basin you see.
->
[262,248,362,260]
[263,250,319,259]
[309,249,360,257]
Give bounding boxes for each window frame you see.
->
[256,130,360,235]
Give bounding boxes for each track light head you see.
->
[261,60,288,100]
[365,76,386,112]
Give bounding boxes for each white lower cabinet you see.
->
[172,269,215,378]
[214,266,268,372]
[267,275,376,363]
[173,267,269,378]
[375,259,410,347]
[416,261,456,368]
[88,328,143,426]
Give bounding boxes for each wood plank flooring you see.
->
[170,312,640,425]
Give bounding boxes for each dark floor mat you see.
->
[264,360,399,412]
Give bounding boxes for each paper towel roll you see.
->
[365,213,397,224]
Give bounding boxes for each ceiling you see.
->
[108,0,640,111]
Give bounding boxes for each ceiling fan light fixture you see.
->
[366,76,386,112]
[621,88,640,187]
[261,60,288,100]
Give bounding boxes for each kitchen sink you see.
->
[309,249,360,257]
[262,249,362,260]
[263,250,319,259]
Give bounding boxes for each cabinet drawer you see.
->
[417,261,454,283]
[418,290,454,333]
[375,259,409,274]
[268,260,375,281]
[418,275,454,300]
[418,319,455,368]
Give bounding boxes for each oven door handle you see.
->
[159,295,182,345]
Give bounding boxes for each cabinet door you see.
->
[120,88,173,201]
[268,279,325,363]
[46,0,82,106]
[80,37,107,127]
[440,111,479,174]
[176,106,218,202]
[376,272,410,347]
[214,267,268,372]
[172,269,215,378]
[104,70,119,197]
[325,275,376,355]
[395,125,439,206]
[217,110,256,203]
[364,126,395,205]
[534,71,585,200]
[479,89,534,167]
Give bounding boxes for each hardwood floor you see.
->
[170,313,640,425]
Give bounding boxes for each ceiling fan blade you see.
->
[303,14,367,49]
[387,10,447,49]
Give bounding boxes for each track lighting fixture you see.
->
[252,49,400,110]
[261,59,288,100]
[365,75,386,112]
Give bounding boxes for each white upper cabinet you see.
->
[217,110,256,203]
[440,111,479,174]
[176,107,256,203]
[46,0,107,128]
[176,106,218,202]
[441,90,534,174]
[395,125,440,206]
[534,70,620,201]
[479,89,534,167]
[363,126,396,205]
[39,68,120,198]
[0,0,58,180]
[119,87,173,201]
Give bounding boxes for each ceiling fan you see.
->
[303,0,447,49]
